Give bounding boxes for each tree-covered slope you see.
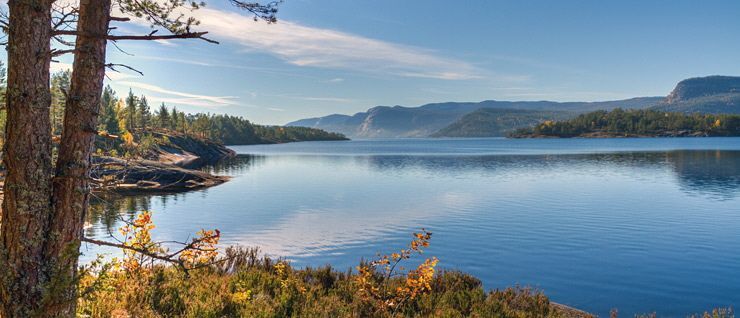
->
[510,109,740,138]
[431,108,573,137]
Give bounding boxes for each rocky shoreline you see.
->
[91,156,230,193]
[91,132,236,193]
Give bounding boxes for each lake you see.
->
[85,138,740,316]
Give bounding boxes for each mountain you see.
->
[287,97,662,138]
[431,108,572,137]
[652,76,740,114]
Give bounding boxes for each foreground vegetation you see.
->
[510,109,740,138]
[79,249,573,318]
[77,215,578,318]
[74,212,734,318]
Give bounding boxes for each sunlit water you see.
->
[85,138,740,316]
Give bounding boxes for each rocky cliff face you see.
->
[653,75,740,114]
[665,76,740,103]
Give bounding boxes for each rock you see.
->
[91,156,229,193]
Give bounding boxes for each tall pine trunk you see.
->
[0,0,55,317]
[1,0,113,316]
[46,0,113,316]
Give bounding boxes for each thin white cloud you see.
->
[187,8,481,80]
[261,93,356,103]
[133,55,326,80]
[327,78,345,83]
[119,81,238,107]
[296,96,355,103]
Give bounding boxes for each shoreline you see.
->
[509,130,715,139]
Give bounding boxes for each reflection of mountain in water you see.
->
[357,150,740,199]
[189,151,740,200]
[666,150,740,200]
[88,150,740,235]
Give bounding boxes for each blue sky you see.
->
[53,0,740,124]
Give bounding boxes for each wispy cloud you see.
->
[118,81,238,107]
[260,93,356,103]
[188,8,481,80]
[327,78,345,83]
[295,96,355,103]
[133,55,326,80]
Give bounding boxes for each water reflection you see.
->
[88,150,740,236]
[667,151,740,200]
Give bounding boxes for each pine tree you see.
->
[170,106,179,130]
[50,70,71,135]
[138,95,151,129]
[156,103,170,129]
[125,89,137,132]
[100,85,120,135]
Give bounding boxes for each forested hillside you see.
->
[431,108,572,137]
[510,109,740,138]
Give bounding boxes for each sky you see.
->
[48,0,740,125]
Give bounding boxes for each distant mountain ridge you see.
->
[288,75,740,138]
[288,97,662,138]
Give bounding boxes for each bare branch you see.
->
[81,237,181,265]
[53,30,219,44]
[105,63,144,76]
[109,40,135,56]
[51,49,76,57]
[108,32,218,44]
[109,16,131,22]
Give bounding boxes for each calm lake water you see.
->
[85,138,740,316]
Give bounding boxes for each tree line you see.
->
[511,108,740,137]
[0,67,346,147]
[96,84,347,145]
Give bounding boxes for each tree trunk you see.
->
[46,0,113,315]
[0,0,55,317]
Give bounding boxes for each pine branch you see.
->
[52,30,219,44]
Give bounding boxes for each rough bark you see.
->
[46,0,113,316]
[0,0,55,317]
